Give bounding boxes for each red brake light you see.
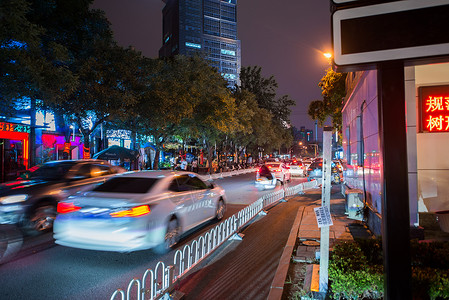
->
[57,202,81,214]
[110,205,151,218]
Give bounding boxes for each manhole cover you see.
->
[301,240,320,246]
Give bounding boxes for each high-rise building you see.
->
[159,0,241,87]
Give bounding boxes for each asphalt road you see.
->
[0,172,306,300]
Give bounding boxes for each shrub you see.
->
[329,239,449,299]
[329,241,384,299]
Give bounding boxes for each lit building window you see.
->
[108,139,121,147]
[221,49,235,56]
[222,73,236,80]
[36,111,56,131]
[185,42,201,49]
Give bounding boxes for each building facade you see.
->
[342,62,449,235]
[159,0,241,87]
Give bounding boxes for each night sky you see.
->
[92,0,332,133]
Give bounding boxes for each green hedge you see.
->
[329,239,449,299]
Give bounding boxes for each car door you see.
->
[167,175,196,230]
[186,175,213,225]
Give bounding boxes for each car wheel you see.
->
[154,217,180,254]
[215,199,226,220]
[26,203,56,235]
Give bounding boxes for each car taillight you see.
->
[57,202,81,214]
[110,205,151,218]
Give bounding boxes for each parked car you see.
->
[255,165,277,190]
[0,159,124,234]
[265,162,291,184]
[53,170,227,253]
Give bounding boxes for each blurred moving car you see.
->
[255,165,277,190]
[289,161,305,177]
[53,170,227,253]
[0,160,124,234]
[265,162,291,184]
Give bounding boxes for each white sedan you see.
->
[53,170,227,253]
[265,162,291,184]
[289,162,305,177]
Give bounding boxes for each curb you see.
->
[267,204,305,300]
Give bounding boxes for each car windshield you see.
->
[29,162,76,181]
[93,177,159,194]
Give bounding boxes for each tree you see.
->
[27,0,135,155]
[0,0,75,115]
[133,55,239,170]
[308,67,347,134]
[235,65,295,155]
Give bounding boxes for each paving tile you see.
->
[299,224,319,231]
[298,230,321,239]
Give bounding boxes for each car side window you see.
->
[94,164,112,177]
[74,164,92,179]
[187,176,207,190]
[168,179,179,192]
[174,175,192,192]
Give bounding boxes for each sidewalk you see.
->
[269,185,374,300]
[172,184,374,300]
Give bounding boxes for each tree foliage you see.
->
[26,0,135,150]
[0,0,75,115]
[235,66,295,154]
[308,67,347,133]
[3,1,296,168]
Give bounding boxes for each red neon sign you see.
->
[419,85,449,133]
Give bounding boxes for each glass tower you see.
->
[159,0,241,87]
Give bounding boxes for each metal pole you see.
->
[319,126,333,293]
[377,61,411,299]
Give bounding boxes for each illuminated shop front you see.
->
[0,122,30,182]
[40,133,84,162]
[106,129,132,149]
[342,62,449,235]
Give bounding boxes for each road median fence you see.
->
[110,175,322,300]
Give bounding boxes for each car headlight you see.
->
[0,194,29,204]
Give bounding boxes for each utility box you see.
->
[345,189,364,221]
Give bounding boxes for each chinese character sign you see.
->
[420,85,449,133]
[314,206,333,228]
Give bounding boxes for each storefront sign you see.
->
[83,146,90,159]
[419,85,449,132]
[0,122,30,133]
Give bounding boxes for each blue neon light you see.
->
[185,42,201,49]
[221,49,235,56]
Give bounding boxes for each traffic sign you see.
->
[332,0,449,69]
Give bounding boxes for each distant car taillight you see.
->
[110,205,151,218]
[57,202,81,214]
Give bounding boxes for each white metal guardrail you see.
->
[110,176,322,300]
